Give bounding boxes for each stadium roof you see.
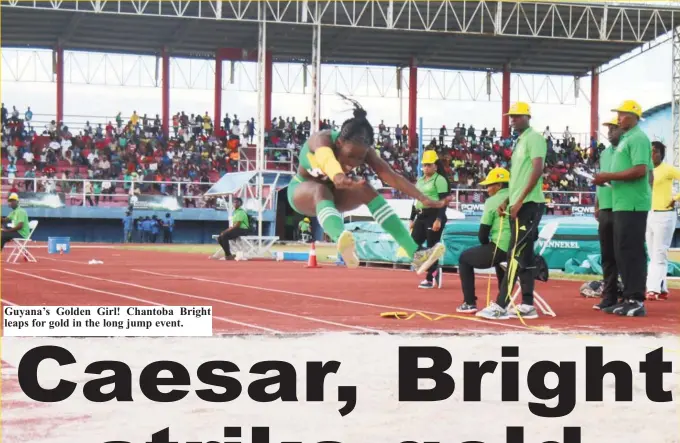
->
[2,0,679,76]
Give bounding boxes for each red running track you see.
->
[2,245,679,335]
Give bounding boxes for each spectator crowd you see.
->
[1,103,599,210]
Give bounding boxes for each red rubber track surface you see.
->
[2,245,678,335]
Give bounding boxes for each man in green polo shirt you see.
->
[593,99,652,317]
[477,101,547,321]
[593,117,622,311]
[456,167,511,314]
[1,193,30,250]
[214,197,251,260]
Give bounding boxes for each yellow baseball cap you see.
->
[8,192,19,201]
[421,150,438,164]
[602,117,619,127]
[479,167,510,186]
[611,100,643,118]
[505,102,531,117]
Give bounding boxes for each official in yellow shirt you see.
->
[646,141,679,300]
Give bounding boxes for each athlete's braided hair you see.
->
[337,93,374,147]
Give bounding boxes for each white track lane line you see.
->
[49,269,385,335]
[5,269,281,334]
[135,269,535,331]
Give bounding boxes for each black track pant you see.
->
[613,211,648,302]
[597,209,619,303]
[459,243,508,305]
[496,202,544,308]
[218,228,249,256]
[411,214,445,281]
[1,231,22,250]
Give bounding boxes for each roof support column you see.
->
[501,64,510,138]
[54,45,64,127]
[265,51,273,131]
[311,22,321,134]
[214,49,224,130]
[161,46,170,139]
[672,26,680,170]
[408,57,417,151]
[590,68,599,142]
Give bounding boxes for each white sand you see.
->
[2,333,679,443]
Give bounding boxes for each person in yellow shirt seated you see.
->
[646,141,679,301]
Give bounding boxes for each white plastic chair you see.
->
[503,220,559,317]
[6,220,39,264]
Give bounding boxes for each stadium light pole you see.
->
[418,117,424,178]
[256,3,267,247]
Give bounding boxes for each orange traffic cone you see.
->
[305,242,321,268]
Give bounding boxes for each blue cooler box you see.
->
[48,237,71,254]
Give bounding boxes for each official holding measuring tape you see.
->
[455,167,511,313]
[409,150,451,289]
[476,101,547,320]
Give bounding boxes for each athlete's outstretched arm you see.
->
[366,149,447,208]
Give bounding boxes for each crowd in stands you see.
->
[1,102,599,210]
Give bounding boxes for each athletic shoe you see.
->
[412,243,446,275]
[507,303,538,319]
[337,231,359,269]
[601,301,627,314]
[593,299,618,311]
[614,300,647,317]
[646,291,660,301]
[659,291,669,300]
[456,302,478,314]
[418,280,434,289]
[475,302,509,320]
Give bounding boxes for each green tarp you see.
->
[346,215,680,276]
[345,216,602,270]
[564,254,680,276]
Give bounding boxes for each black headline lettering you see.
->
[402,426,581,443]
[104,426,342,443]
[17,345,357,416]
[398,345,672,418]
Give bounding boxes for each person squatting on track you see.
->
[475,102,547,321]
[593,117,622,311]
[409,150,451,289]
[646,141,678,301]
[593,100,653,317]
[286,95,449,273]
[455,168,511,313]
[215,197,250,260]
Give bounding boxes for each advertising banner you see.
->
[16,192,66,208]
[129,194,182,211]
[458,202,485,217]
[571,205,595,217]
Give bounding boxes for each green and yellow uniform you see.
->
[611,125,653,212]
[597,146,615,210]
[481,188,511,252]
[232,207,250,230]
[414,173,449,211]
[508,127,547,208]
[8,206,30,238]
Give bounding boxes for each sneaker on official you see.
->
[507,303,538,319]
[601,300,627,314]
[475,302,509,320]
[593,299,619,311]
[614,300,647,317]
[418,280,435,289]
[412,243,446,275]
[456,302,478,314]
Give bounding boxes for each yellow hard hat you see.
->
[602,117,619,127]
[505,102,531,117]
[421,150,438,164]
[479,167,510,186]
[8,192,19,201]
[611,100,643,118]
[303,217,310,223]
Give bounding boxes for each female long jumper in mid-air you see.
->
[286,97,449,274]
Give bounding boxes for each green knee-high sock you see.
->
[316,200,345,242]
[367,195,418,259]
